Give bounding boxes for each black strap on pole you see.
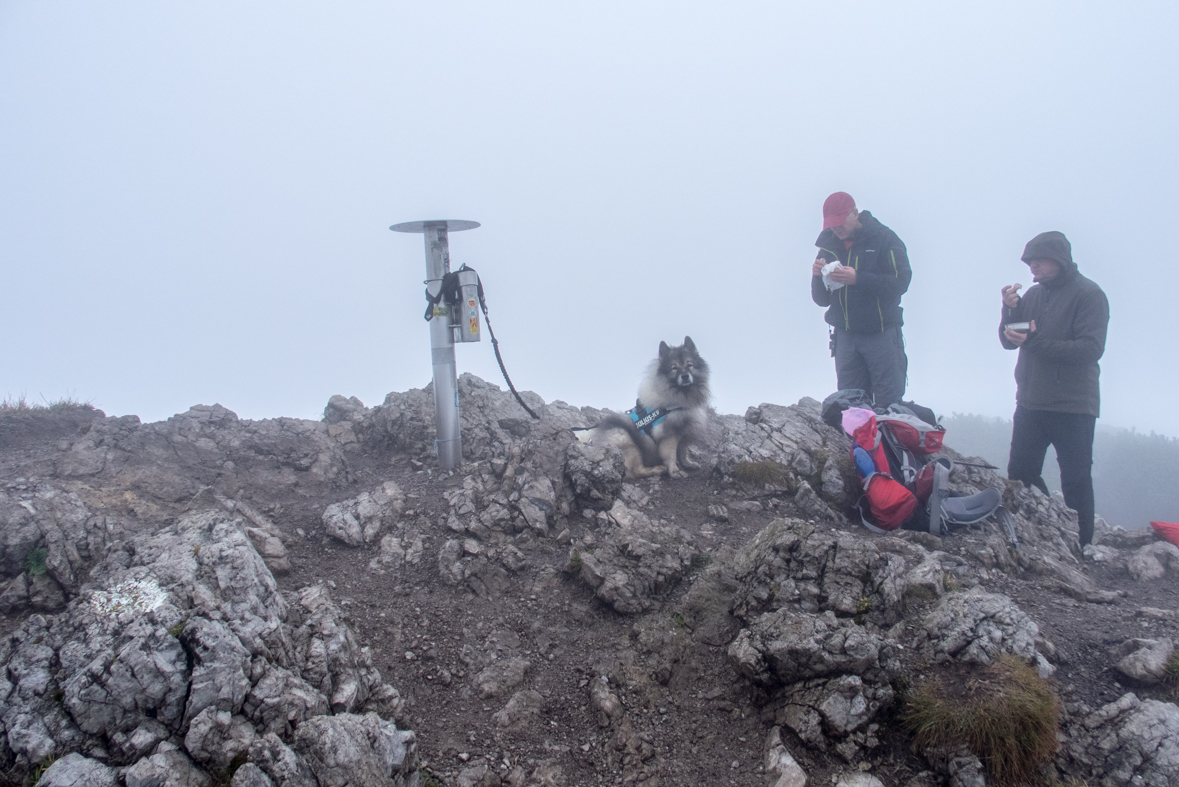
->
[426,264,540,421]
[481,302,540,421]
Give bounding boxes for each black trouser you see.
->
[1007,406,1097,546]
[833,325,908,409]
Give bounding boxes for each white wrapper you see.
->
[821,260,845,291]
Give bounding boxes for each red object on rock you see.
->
[1149,521,1179,548]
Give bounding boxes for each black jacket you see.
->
[999,262,1109,417]
[811,211,912,333]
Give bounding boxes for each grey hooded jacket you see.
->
[999,232,1109,417]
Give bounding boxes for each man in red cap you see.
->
[811,192,912,408]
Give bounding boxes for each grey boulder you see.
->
[293,712,417,787]
[35,753,119,787]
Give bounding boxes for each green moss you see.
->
[24,547,48,576]
[731,460,795,491]
[905,584,939,602]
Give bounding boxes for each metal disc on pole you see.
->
[390,220,480,233]
[391,219,480,471]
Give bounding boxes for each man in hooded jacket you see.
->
[1000,230,1109,548]
[811,192,912,408]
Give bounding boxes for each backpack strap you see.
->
[853,495,894,534]
[995,507,1020,551]
[927,459,951,536]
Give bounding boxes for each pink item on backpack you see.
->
[841,407,876,438]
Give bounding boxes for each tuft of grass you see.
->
[167,621,186,638]
[568,551,582,572]
[25,548,49,576]
[419,769,443,787]
[903,654,1060,787]
[1,394,95,415]
[1164,650,1179,700]
[854,596,873,625]
[690,552,711,569]
[731,460,794,490]
[29,753,59,785]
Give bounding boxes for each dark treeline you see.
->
[941,413,1179,530]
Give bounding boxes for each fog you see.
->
[3,2,1176,436]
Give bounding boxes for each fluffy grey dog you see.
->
[577,336,711,478]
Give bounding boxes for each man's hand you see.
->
[828,266,857,285]
[1002,283,1022,309]
[812,258,825,277]
[1004,319,1036,346]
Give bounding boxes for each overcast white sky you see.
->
[3,2,1177,437]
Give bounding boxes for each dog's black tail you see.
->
[599,412,664,468]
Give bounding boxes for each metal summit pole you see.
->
[389,219,480,471]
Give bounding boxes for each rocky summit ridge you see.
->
[1,373,1177,787]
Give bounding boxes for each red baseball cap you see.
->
[822,192,856,230]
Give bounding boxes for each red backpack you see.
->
[849,416,919,532]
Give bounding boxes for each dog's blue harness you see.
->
[628,401,682,438]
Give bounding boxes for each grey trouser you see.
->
[833,325,907,408]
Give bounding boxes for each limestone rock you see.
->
[1112,638,1175,685]
[1126,541,1179,582]
[778,674,891,753]
[292,712,417,787]
[946,753,986,787]
[181,617,253,724]
[590,676,624,726]
[715,399,836,484]
[731,518,908,626]
[124,742,211,787]
[0,482,98,592]
[322,481,405,547]
[492,689,545,730]
[571,501,700,614]
[1062,693,1179,786]
[324,395,366,425]
[1097,526,1160,550]
[919,589,1039,664]
[183,709,256,771]
[728,609,897,687]
[765,725,808,787]
[474,657,531,698]
[248,733,318,787]
[793,480,845,523]
[565,442,625,512]
[58,406,349,499]
[230,763,275,787]
[836,775,885,787]
[0,507,408,781]
[36,753,119,787]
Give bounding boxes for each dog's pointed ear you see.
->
[683,336,695,352]
[659,341,670,358]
